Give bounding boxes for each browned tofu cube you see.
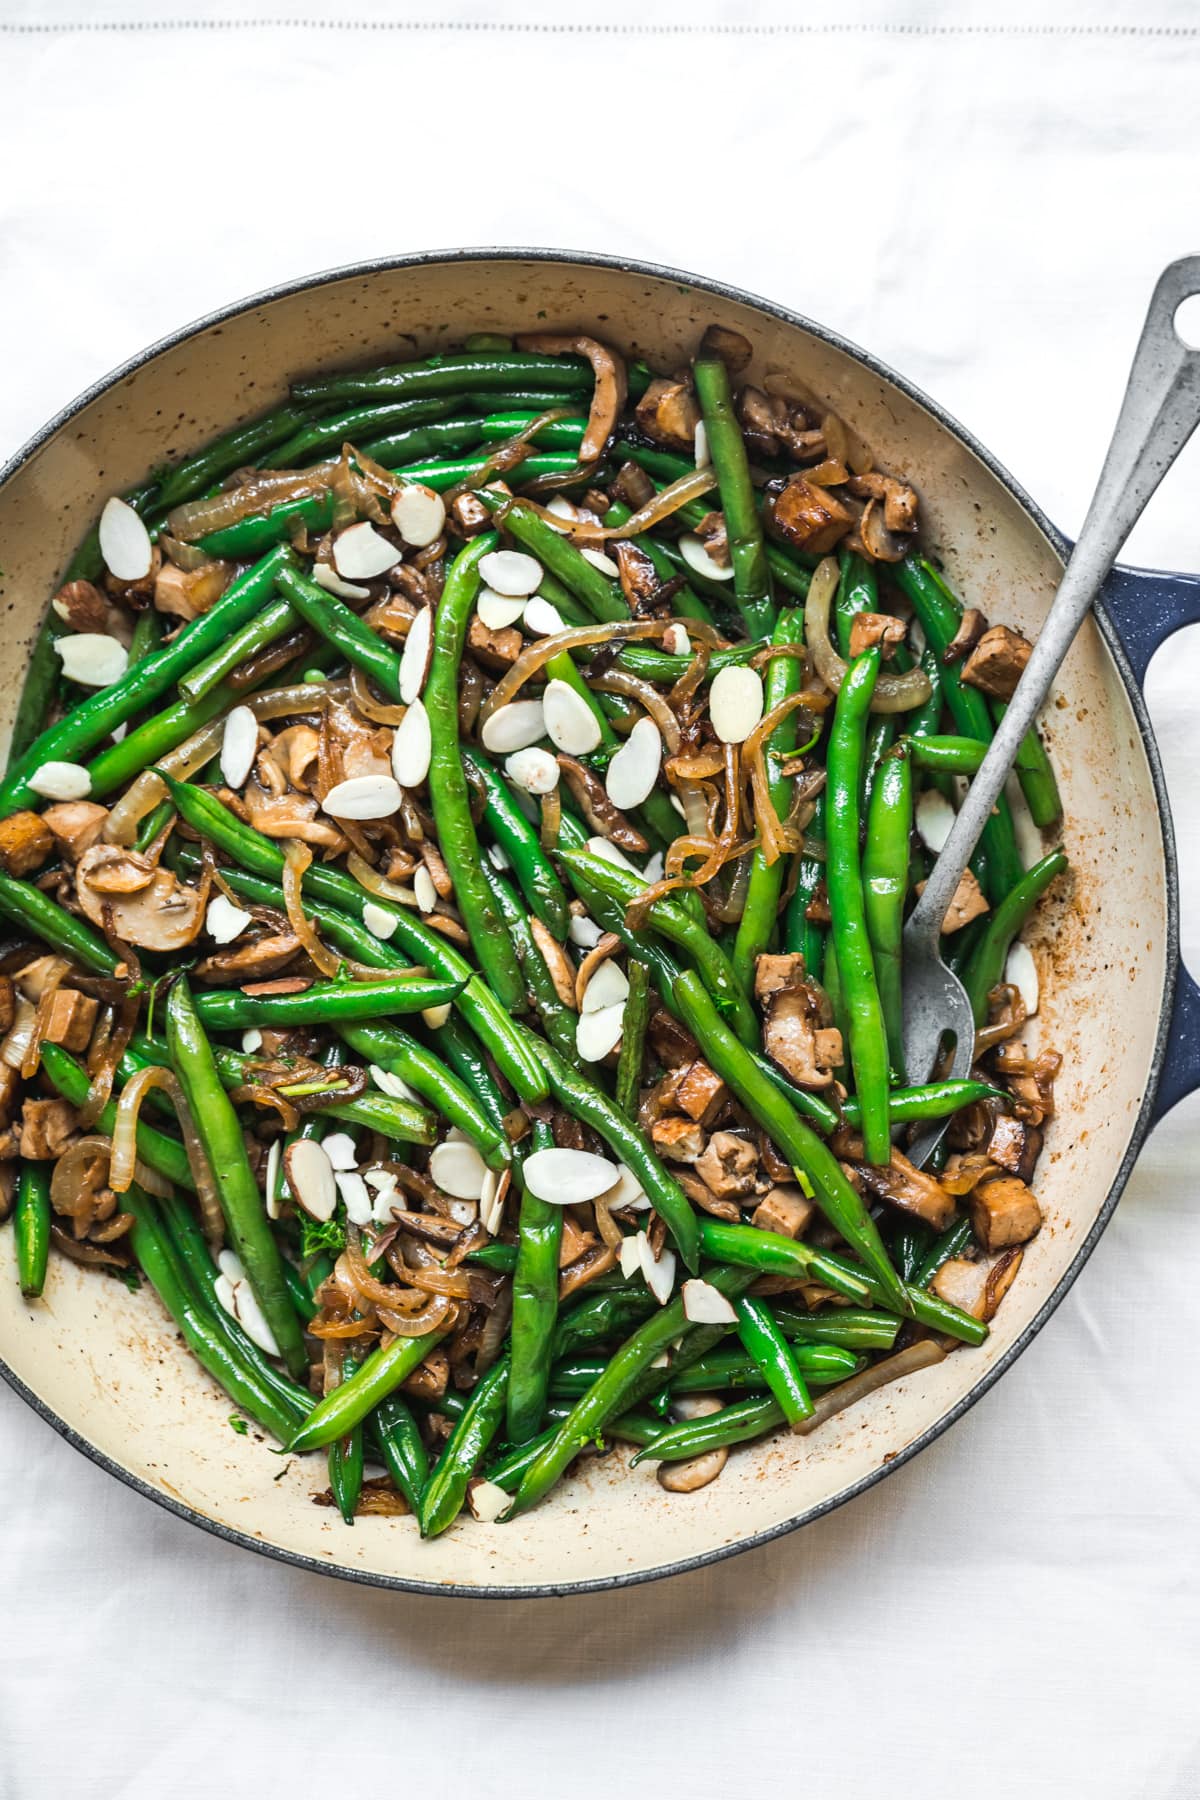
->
[987,1114,1042,1184]
[970,1176,1042,1251]
[19,1097,78,1160]
[42,801,109,860]
[674,1059,729,1127]
[754,952,807,1001]
[634,378,699,453]
[848,611,907,661]
[44,989,99,1053]
[922,867,989,933]
[649,1115,706,1163]
[0,976,12,1036]
[769,475,854,556]
[467,615,522,669]
[0,810,53,877]
[752,1185,815,1240]
[694,1131,758,1199]
[961,624,1032,700]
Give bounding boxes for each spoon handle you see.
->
[910,255,1200,948]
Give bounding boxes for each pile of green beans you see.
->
[0,327,1068,1535]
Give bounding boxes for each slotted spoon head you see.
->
[901,915,977,1168]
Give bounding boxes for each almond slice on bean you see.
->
[504,747,559,796]
[1005,940,1039,1016]
[639,1234,677,1306]
[336,1171,373,1226]
[54,633,129,689]
[618,1234,643,1279]
[362,902,398,940]
[333,521,398,580]
[391,483,446,548]
[206,893,252,944]
[568,911,603,949]
[220,704,259,789]
[681,1278,737,1324]
[694,420,711,469]
[580,958,629,1014]
[479,549,542,597]
[522,1146,620,1205]
[480,700,546,754]
[522,596,565,636]
[575,1001,626,1063]
[580,547,620,579]
[370,1063,420,1102]
[429,1137,488,1200]
[543,679,601,755]
[391,696,432,788]
[477,587,527,631]
[322,1131,358,1171]
[99,496,153,581]
[264,1137,282,1220]
[284,1138,337,1222]
[28,761,91,801]
[709,665,764,743]
[605,716,662,810]
[323,774,402,820]
[399,606,433,704]
[312,562,370,601]
[915,787,956,853]
[413,865,438,914]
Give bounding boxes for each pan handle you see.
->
[1101,561,1200,1123]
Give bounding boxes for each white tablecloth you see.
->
[2,5,1198,1795]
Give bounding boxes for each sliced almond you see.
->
[226,1277,280,1357]
[333,520,398,581]
[504,747,559,796]
[480,700,546,754]
[479,549,542,597]
[576,1002,626,1062]
[264,1136,282,1220]
[479,1167,506,1236]
[312,562,370,601]
[639,1233,677,1306]
[602,1163,649,1212]
[580,547,620,579]
[679,531,734,582]
[681,1278,737,1324]
[915,787,956,854]
[468,1478,511,1523]
[662,623,691,657]
[323,774,402,821]
[580,958,629,1014]
[392,696,432,788]
[322,1131,358,1171]
[523,1146,619,1205]
[586,835,641,875]
[54,633,128,689]
[242,1028,263,1053]
[422,1003,451,1029]
[477,587,527,630]
[220,704,259,790]
[522,596,565,636]
[430,1137,488,1200]
[487,842,512,870]
[709,665,764,744]
[605,717,662,810]
[370,1066,418,1105]
[694,420,711,469]
[284,1138,337,1222]
[28,761,91,802]
[413,865,438,914]
[618,1234,643,1279]
[543,679,601,755]
[362,902,398,941]
[336,1170,373,1225]
[206,893,252,944]
[391,483,446,548]
[98,496,153,581]
[399,605,433,703]
[1005,940,1039,1016]
[568,911,603,949]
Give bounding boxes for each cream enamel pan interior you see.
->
[0,252,1176,1596]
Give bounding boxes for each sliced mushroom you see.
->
[694,1131,758,1201]
[848,611,908,660]
[942,606,989,666]
[847,471,919,537]
[530,918,578,1010]
[154,558,233,621]
[75,844,156,894]
[853,1146,957,1231]
[75,847,206,952]
[699,324,753,373]
[515,333,627,463]
[195,931,302,984]
[762,985,842,1090]
[658,1396,727,1493]
[556,756,649,853]
[243,783,344,850]
[268,724,322,793]
[613,539,661,611]
[634,377,699,454]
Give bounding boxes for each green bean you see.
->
[914,1216,974,1288]
[177,601,298,704]
[86,681,236,796]
[561,849,758,1046]
[282,1258,318,1324]
[693,355,775,635]
[991,699,1062,826]
[863,745,912,1081]
[430,1012,513,1134]
[328,1355,366,1526]
[356,416,490,468]
[180,1033,439,1146]
[0,872,118,976]
[892,558,1025,901]
[892,1221,931,1284]
[734,1296,813,1425]
[610,639,758,684]
[288,1326,451,1453]
[335,1021,508,1168]
[549,1343,861,1396]
[158,776,548,1102]
[14,1164,51,1299]
[904,733,988,774]
[751,1053,1001,1136]
[673,972,907,1312]
[814,1245,988,1345]
[269,394,460,467]
[10,614,65,764]
[733,606,807,986]
[372,1393,430,1514]
[614,960,650,1120]
[425,536,525,1015]
[466,1242,519,1275]
[506,1265,752,1517]
[550,1286,659,1360]
[0,546,296,812]
[695,1218,869,1303]
[783,791,827,973]
[127,606,163,667]
[963,848,1068,1025]
[834,549,876,658]
[514,1021,700,1273]
[748,1051,842,1133]
[166,978,307,1379]
[478,411,590,450]
[508,1119,562,1444]
[274,563,403,702]
[461,747,570,939]
[419,1358,510,1538]
[826,647,891,1162]
[150,402,321,513]
[771,1306,902,1351]
[483,863,580,1065]
[191,972,463,1032]
[474,491,628,623]
[292,350,593,408]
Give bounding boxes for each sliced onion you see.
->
[282,841,341,978]
[109,1063,225,1244]
[590,669,682,755]
[742,690,816,866]
[804,556,931,713]
[555,467,718,542]
[796,1340,946,1436]
[166,464,337,542]
[349,664,407,726]
[346,850,417,911]
[478,618,714,727]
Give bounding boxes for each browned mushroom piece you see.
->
[43,989,99,1053]
[848,611,908,661]
[19,1097,78,1160]
[854,1146,958,1230]
[154,558,233,621]
[613,539,661,611]
[932,1248,1024,1324]
[75,846,207,952]
[986,1113,1043,1184]
[692,510,731,569]
[994,1043,1061,1126]
[694,1131,758,1201]
[961,624,1034,700]
[449,491,494,538]
[649,1115,707,1163]
[267,724,321,793]
[42,801,109,860]
[942,606,989,666]
[327,701,392,782]
[515,333,626,464]
[195,931,302,984]
[75,844,156,895]
[768,474,855,557]
[611,460,656,512]
[634,377,700,454]
[754,952,808,1001]
[658,1395,728,1492]
[647,1006,699,1071]
[939,867,989,934]
[752,1185,816,1239]
[52,578,110,632]
[529,919,577,1010]
[0,977,13,1038]
[672,1059,729,1128]
[242,782,344,850]
[762,983,842,1091]
[699,324,753,373]
[675,1168,740,1223]
[0,810,53,878]
[556,757,649,853]
[467,615,523,670]
[847,471,919,536]
[970,1175,1042,1251]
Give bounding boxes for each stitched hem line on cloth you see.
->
[1,19,1198,35]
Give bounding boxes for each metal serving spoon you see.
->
[902,255,1200,1168]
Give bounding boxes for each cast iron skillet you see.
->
[0,250,1197,1597]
